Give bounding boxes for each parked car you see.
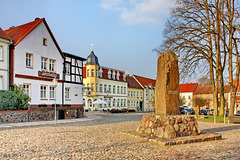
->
[226,110,229,116]
[210,109,214,115]
[200,109,207,115]
[121,108,128,113]
[179,107,184,114]
[237,110,240,116]
[185,108,194,115]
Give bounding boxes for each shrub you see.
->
[0,90,18,111]
[10,84,31,110]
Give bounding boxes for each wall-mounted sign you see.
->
[38,71,60,79]
[104,96,113,98]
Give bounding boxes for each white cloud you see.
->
[100,0,175,25]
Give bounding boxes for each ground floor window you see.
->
[23,84,31,97]
[40,85,47,99]
[49,86,56,99]
[65,87,71,99]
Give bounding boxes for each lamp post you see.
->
[53,77,58,124]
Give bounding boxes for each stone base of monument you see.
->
[122,114,222,146]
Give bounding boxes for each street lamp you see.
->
[53,77,58,124]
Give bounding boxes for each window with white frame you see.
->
[23,84,31,97]
[49,59,55,72]
[26,53,33,68]
[140,92,142,98]
[134,91,136,97]
[96,83,98,91]
[124,87,126,94]
[43,38,47,46]
[87,69,89,77]
[116,72,120,80]
[0,46,3,60]
[117,99,119,107]
[124,99,126,107]
[112,71,115,80]
[108,85,111,93]
[91,83,94,91]
[137,92,139,98]
[113,85,116,94]
[121,99,123,107]
[100,84,103,93]
[40,85,47,99]
[91,69,94,77]
[108,70,111,79]
[128,91,130,97]
[96,69,98,77]
[65,87,70,99]
[65,63,70,74]
[128,100,130,107]
[131,91,133,97]
[121,86,123,94]
[41,57,47,70]
[117,86,120,94]
[99,68,103,78]
[104,84,107,93]
[49,86,56,99]
[113,99,115,107]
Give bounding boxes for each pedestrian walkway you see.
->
[0,114,102,129]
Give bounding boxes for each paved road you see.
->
[0,111,149,130]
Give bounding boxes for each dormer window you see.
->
[108,69,112,79]
[43,38,47,46]
[123,73,126,81]
[116,71,120,80]
[99,68,103,78]
[112,71,116,80]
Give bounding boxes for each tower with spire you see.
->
[85,44,99,97]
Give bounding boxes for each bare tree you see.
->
[155,0,240,117]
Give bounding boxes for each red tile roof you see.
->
[126,76,142,89]
[133,75,156,88]
[179,83,198,93]
[83,66,126,82]
[194,85,230,94]
[4,18,62,56]
[0,27,11,39]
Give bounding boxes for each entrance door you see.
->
[59,110,65,119]
[140,101,143,111]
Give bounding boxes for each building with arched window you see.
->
[83,48,128,111]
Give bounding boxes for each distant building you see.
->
[0,28,12,90]
[193,85,230,110]
[179,83,198,108]
[83,49,128,111]
[126,76,143,111]
[133,75,155,111]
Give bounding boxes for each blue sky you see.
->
[0,0,174,79]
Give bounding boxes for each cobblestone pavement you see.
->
[0,112,239,159]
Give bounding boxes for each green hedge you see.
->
[0,84,31,111]
[0,90,18,111]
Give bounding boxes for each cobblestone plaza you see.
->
[0,112,239,159]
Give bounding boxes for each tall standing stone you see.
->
[155,51,179,115]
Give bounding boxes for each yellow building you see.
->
[83,48,128,111]
[126,76,144,111]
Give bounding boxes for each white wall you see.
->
[13,22,63,105]
[180,92,193,108]
[0,37,11,90]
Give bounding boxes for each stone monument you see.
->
[136,51,201,139]
[155,51,179,115]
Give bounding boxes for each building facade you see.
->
[0,28,12,90]
[179,83,198,108]
[126,76,143,111]
[83,50,128,111]
[133,75,155,111]
[3,18,85,119]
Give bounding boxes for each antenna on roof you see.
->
[91,44,93,51]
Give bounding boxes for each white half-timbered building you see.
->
[3,18,85,119]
